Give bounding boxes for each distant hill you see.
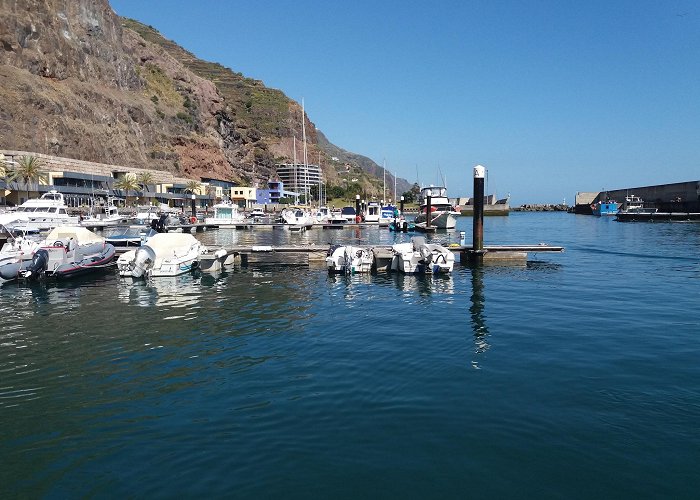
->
[0,0,411,199]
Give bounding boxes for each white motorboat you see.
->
[7,190,79,232]
[0,233,40,273]
[391,236,455,274]
[80,201,126,228]
[314,207,347,226]
[414,186,459,229]
[205,202,246,226]
[326,245,374,274]
[117,232,204,278]
[0,226,115,282]
[280,207,313,230]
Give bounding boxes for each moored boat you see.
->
[6,190,79,232]
[391,236,455,274]
[414,186,459,229]
[615,195,700,222]
[117,232,203,278]
[591,200,619,216]
[0,226,115,282]
[204,202,246,226]
[326,245,374,274]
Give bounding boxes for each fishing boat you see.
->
[117,232,203,278]
[80,200,127,227]
[615,195,700,222]
[204,202,246,226]
[591,200,619,216]
[7,190,79,232]
[326,245,374,274]
[390,236,455,274]
[414,186,459,229]
[0,226,115,282]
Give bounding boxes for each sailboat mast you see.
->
[293,136,297,204]
[302,98,308,207]
[383,159,386,204]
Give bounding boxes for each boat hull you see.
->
[413,212,457,229]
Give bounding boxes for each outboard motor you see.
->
[21,249,49,280]
[131,245,156,278]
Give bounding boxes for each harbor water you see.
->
[1,213,699,498]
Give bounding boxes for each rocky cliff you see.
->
[0,0,410,196]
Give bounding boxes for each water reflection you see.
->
[469,266,490,369]
[117,274,203,311]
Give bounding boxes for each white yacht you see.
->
[8,190,79,232]
[414,186,459,230]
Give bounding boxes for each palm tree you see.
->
[137,172,155,191]
[137,172,155,205]
[184,179,201,195]
[113,174,140,207]
[7,155,48,203]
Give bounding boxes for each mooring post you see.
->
[426,195,432,228]
[470,165,486,262]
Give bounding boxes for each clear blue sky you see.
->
[110,0,699,204]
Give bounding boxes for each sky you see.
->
[109,0,699,204]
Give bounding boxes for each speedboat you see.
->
[0,226,115,282]
[326,245,374,274]
[7,190,79,232]
[205,202,246,226]
[414,186,459,229]
[117,232,203,278]
[391,236,455,274]
[280,207,313,230]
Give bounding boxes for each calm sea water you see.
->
[1,213,699,498]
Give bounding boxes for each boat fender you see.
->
[190,216,197,224]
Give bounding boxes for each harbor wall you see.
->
[575,181,700,213]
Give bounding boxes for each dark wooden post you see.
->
[471,165,486,262]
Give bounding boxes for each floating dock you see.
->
[200,243,564,268]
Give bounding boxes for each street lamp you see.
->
[191,193,196,219]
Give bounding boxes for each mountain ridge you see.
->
[0,0,411,198]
